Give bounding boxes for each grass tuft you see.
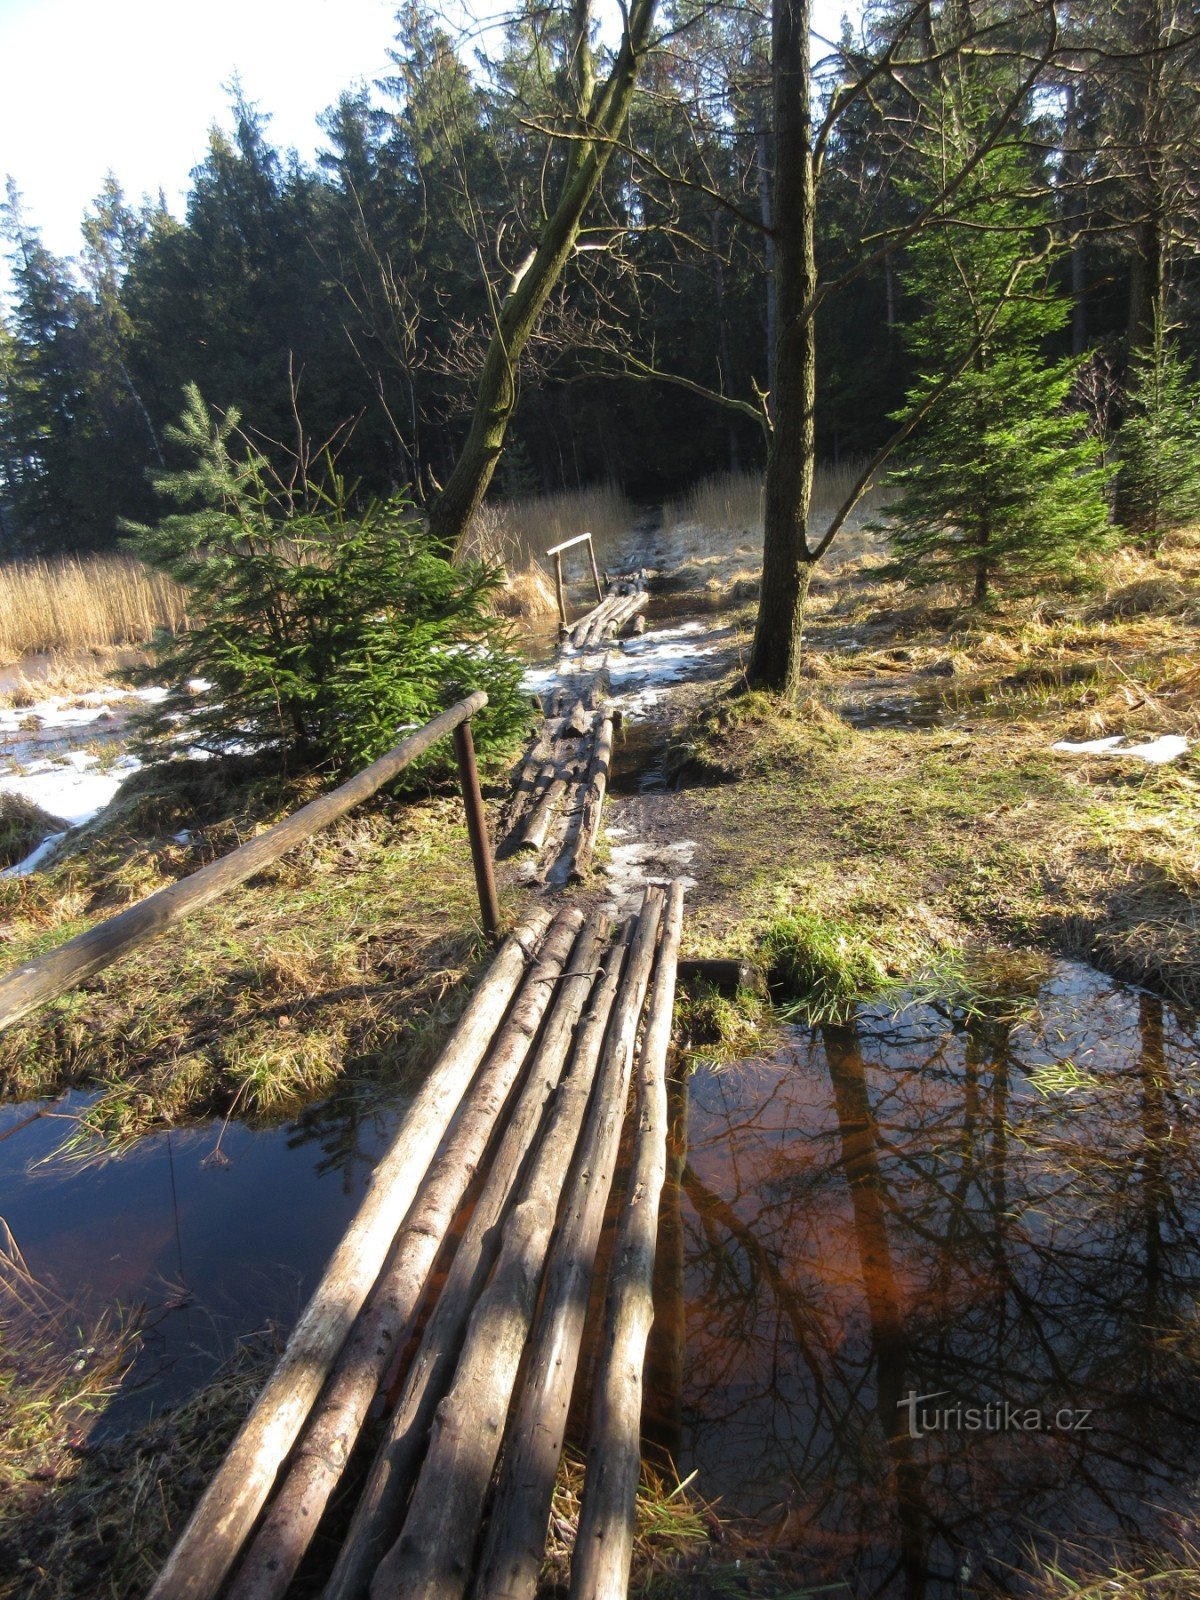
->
[760,907,892,1022]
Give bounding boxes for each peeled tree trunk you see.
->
[427,0,659,555]
[749,0,817,697]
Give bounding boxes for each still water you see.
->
[2,956,1199,1595]
[0,1080,416,1434]
[653,960,1200,1595]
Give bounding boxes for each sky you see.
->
[0,0,856,280]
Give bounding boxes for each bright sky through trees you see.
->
[2,0,854,276]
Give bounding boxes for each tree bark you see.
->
[370,891,665,1600]
[426,0,659,554]
[474,882,681,1600]
[568,882,684,1600]
[322,914,623,1600]
[225,911,585,1600]
[749,0,816,696]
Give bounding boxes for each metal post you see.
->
[586,533,603,603]
[553,551,567,630]
[453,719,501,943]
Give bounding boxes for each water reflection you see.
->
[0,1078,416,1434]
[671,961,1200,1596]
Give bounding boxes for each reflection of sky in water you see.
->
[0,1081,414,1434]
[656,960,1200,1598]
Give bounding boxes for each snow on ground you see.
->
[0,684,167,738]
[1052,733,1189,765]
[0,683,169,876]
[2,750,142,831]
[602,828,698,914]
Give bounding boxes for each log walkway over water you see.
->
[0,596,692,1597]
[151,884,685,1600]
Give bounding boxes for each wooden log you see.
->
[587,536,603,604]
[0,692,489,1034]
[543,532,595,558]
[569,882,685,1600]
[504,755,543,836]
[146,902,552,1600]
[562,698,592,739]
[520,761,581,856]
[369,891,667,1600]
[553,551,567,628]
[567,713,613,881]
[609,592,649,637]
[321,913,620,1600]
[514,763,558,848]
[676,957,759,993]
[225,910,585,1600]
[472,885,671,1600]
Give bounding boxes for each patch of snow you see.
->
[3,831,69,879]
[0,753,141,830]
[1052,733,1189,765]
[602,835,698,912]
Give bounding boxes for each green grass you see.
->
[0,753,529,1146]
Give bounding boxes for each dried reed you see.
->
[0,556,188,661]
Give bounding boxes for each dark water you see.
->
[0,1080,416,1434]
[651,960,1200,1596]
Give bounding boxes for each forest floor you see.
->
[598,528,1200,1016]
[0,522,1197,1599]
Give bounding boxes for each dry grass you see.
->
[463,484,635,623]
[0,1224,137,1516]
[0,796,68,871]
[544,1453,712,1594]
[0,557,188,662]
[656,462,890,601]
[0,1334,273,1600]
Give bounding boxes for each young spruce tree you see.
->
[1113,316,1200,549]
[885,94,1110,604]
[127,386,528,776]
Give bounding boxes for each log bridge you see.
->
[150,884,685,1600]
[501,686,614,884]
[0,647,692,1596]
[542,533,648,649]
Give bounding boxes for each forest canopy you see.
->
[0,0,1197,560]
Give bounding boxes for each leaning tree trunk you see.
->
[426,0,658,556]
[749,0,817,697]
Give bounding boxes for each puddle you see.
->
[652,960,1200,1595]
[0,1080,419,1436]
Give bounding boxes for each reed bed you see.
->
[656,461,889,599]
[0,556,188,661]
[463,482,635,621]
[663,460,889,560]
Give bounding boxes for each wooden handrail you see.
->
[542,531,594,557]
[0,691,495,1033]
[544,531,603,625]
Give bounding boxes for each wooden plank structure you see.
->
[544,532,604,630]
[568,572,648,651]
[149,881,686,1600]
[0,693,502,1032]
[500,685,615,883]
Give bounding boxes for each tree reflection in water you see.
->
[665,960,1200,1597]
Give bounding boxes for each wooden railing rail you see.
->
[0,691,500,1033]
[544,530,604,625]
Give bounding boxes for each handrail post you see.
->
[586,532,603,603]
[453,718,501,943]
[552,550,567,630]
